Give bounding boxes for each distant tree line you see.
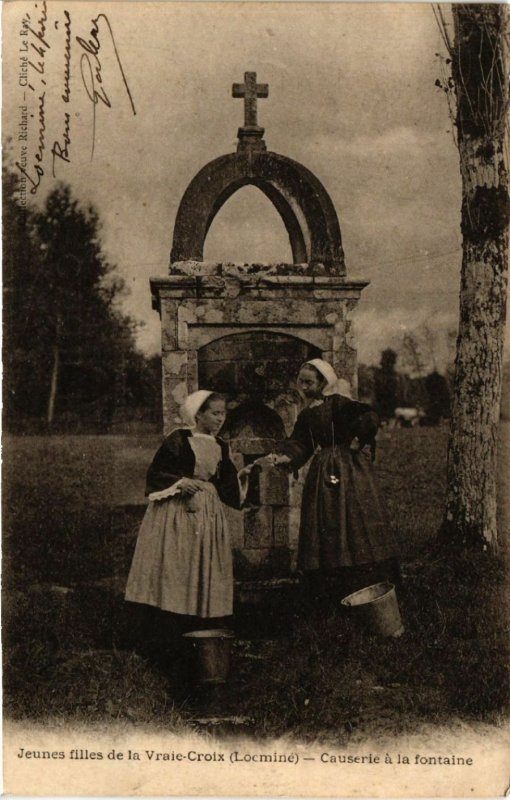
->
[359,348,452,426]
[3,164,161,433]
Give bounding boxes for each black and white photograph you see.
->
[2,1,509,795]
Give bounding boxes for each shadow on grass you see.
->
[4,549,509,740]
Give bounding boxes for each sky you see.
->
[3,1,485,369]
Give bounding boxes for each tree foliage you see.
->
[3,168,160,431]
[360,354,451,425]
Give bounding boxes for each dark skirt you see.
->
[297,445,399,572]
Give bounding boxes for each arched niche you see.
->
[222,401,286,442]
[170,151,345,273]
[197,330,320,398]
[204,184,295,263]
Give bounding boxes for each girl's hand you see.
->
[238,465,254,480]
[271,454,291,465]
[254,454,291,467]
[179,478,203,495]
[349,437,361,452]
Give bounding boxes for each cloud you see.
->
[352,305,458,368]
[2,1,478,369]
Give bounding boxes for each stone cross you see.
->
[232,72,268,128]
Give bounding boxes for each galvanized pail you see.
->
[182,629,234,684]
[341,582,404,638]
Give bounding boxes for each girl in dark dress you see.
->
[270,359,400,603]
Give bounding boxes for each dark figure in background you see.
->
[268,359,401,609]
[374,348,399,423]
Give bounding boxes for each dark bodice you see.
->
[145,428,241,509]
[280,395,379,471]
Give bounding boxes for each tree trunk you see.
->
[47,344,59,426]
[440,5,509,551]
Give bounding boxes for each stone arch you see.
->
[204,179,308,264]
[170,151,345,273]
[189,325,330,353]
[221,401,286,442]
[197,329,321,397]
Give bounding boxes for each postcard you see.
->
[2,1,509,796]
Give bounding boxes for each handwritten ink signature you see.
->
[51,109,71,177]
[16,6,137,192]
[51,10,71,177]
[26,0,49,81]
[76,14,136,160]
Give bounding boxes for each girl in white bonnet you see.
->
[268,359,400,606]
[125,390,251,651]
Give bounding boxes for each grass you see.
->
[225,548,509,742]
[2,426,509,740]
[375,426,450,553]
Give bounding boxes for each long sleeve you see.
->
[211,440,242,509]
[332,398,379,458]
[145,430,194,495]
[278,409,316,471]
[352,409,379,446]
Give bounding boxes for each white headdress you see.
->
[304,359,352,398]
[180,390,213,428]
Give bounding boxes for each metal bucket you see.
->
[182,629,234,684]
[341,582,404,638]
